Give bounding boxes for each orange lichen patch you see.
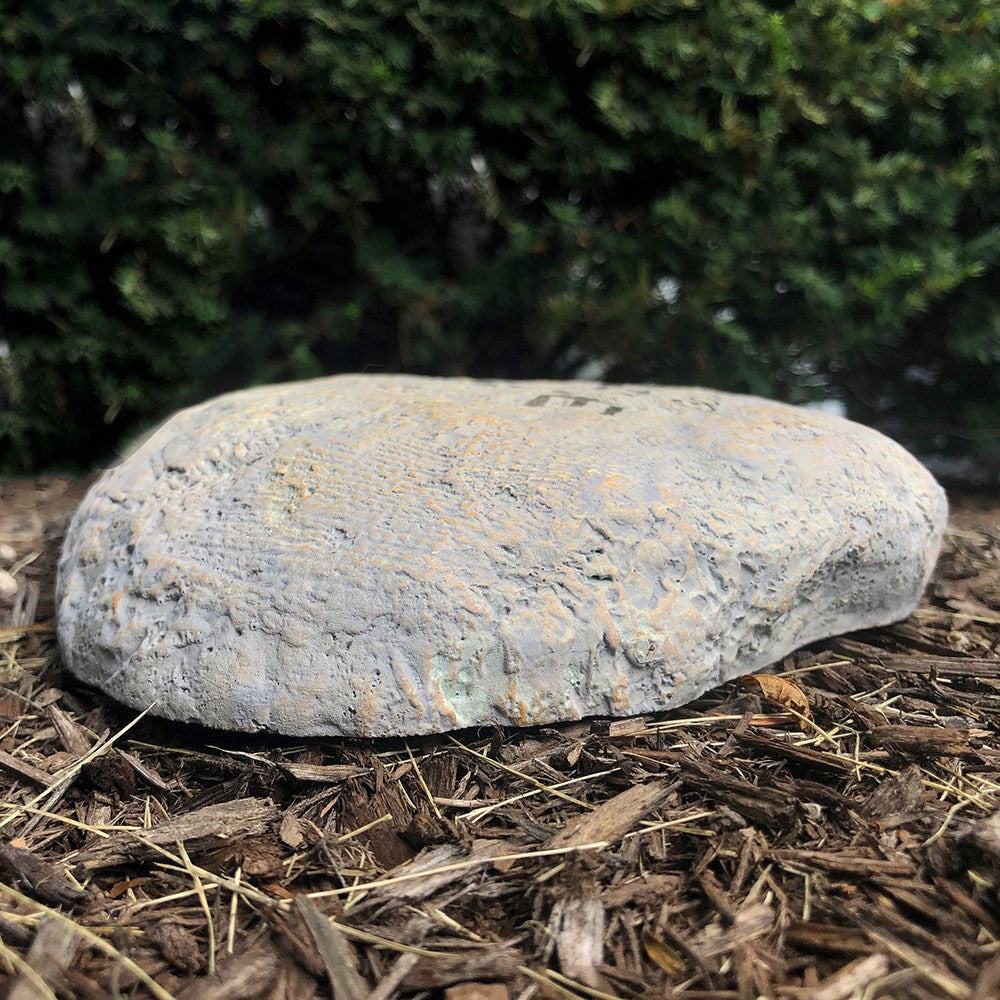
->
[400,675,423,719]
[514,699,531,727]
[507,684,565,728]
[432,678,460,726]
[111,592,121,622]
[459,592,491,617]
[659,634,679,665]
[597,607,620,651]
[356,689,380,734]
[391,652,425,720]
[536,592,577,648]
[78,533,103,563]
[497,678,541,728]
[599,470,630,495]
[610,672,630,712]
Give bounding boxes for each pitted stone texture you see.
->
[57,376,947,737]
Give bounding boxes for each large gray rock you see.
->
[57,376,947,737]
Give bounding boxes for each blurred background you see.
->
[1,0,998,479]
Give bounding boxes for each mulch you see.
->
[0,476,998,1000]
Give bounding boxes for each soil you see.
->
[0,476,998,1000]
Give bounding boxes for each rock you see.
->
[0,543,16,565]
[57,376,947,737]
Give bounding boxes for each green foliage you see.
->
[1,0,998,472]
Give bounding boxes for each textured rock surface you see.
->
[57,376,947,737]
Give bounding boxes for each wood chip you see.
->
[0,622,53,640]
[690,902,773,961]
[0,844,89,907]
[72,797,280,870]
[7,918,79,1000]
[294,898,367,1000]
[866,724,989,759]
[0,750,53,789]
[116,748,172,791]
[859,764,926,820]
[276,761,368,783]
[279,813,305,849]
[972,951,1000,1000]
[444,985,509,1000]
[785,922,871,956]
[151,920,204,974]
[367,838,523,902]
[602,873,681,907]
[550,895,607,990]
[176,938,282,1000]
[399,948,524,990]
[810,954,891,1000]
[678,755,796,828]
[546,780,674,850]
[0,914,34,947]
[959,810,1000,865]
[770,849,912,877]
[591,717,650,737]
[837,639,1000,678]
[46,706,91,757]
[365,954,420,1000]
[735,730,854,773]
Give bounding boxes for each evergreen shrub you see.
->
[2,0,998,473]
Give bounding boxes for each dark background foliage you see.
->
[2,0,998,475]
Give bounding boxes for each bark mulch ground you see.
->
[1,476,999,1000]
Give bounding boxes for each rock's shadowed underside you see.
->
[57,376,948,737]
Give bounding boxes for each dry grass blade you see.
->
[867,930,972,999]
[178,842,217,976]
[458,768,620,824]
[406,743,443,820]
[135,838,448,958]
[769,850,912,877]
[0,702,156,835]
[516,965,622,1000]
[305,841,609,901]
[449,735,592,809]
[363,840,520,903]
[0,623,53,640]
[365,954,420,1000]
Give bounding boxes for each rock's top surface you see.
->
[57,376,947,737]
